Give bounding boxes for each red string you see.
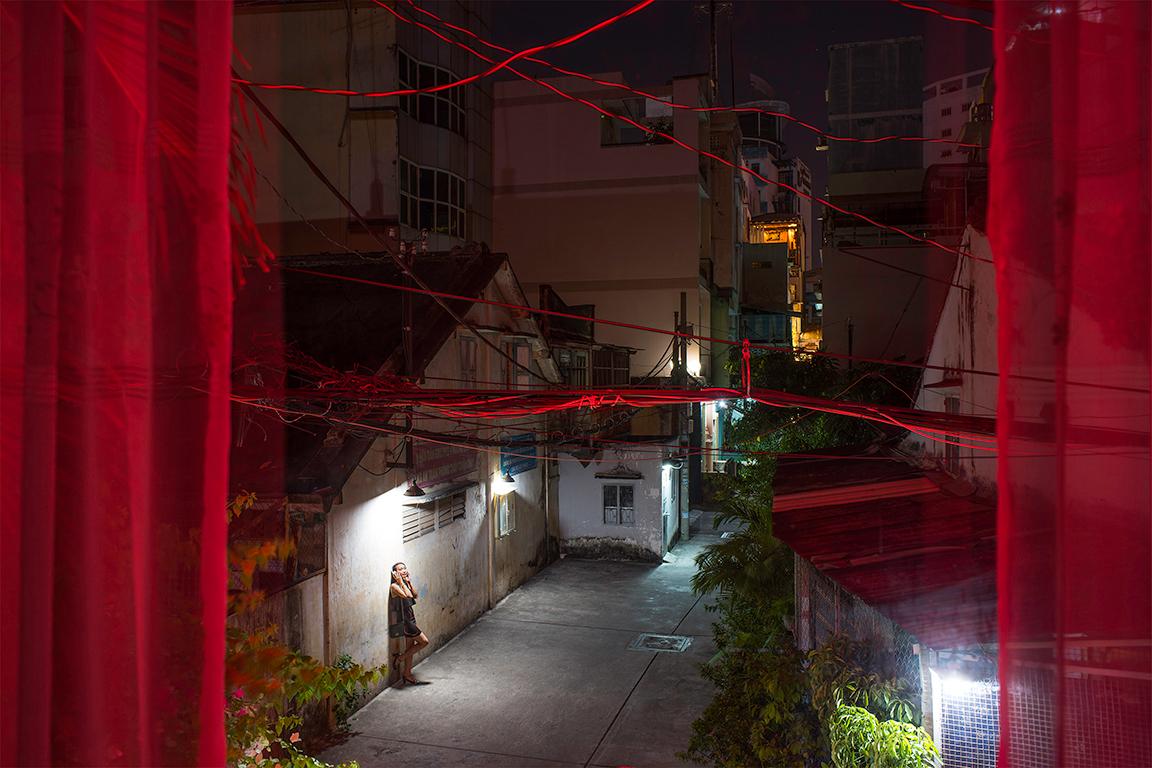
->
[233,0,654,98]
[888,0,994,32]
[741,339,752,399]
[370,1,986,264]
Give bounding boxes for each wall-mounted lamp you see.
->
[716,400,728,410]
[403,481,426,498]
[661,457,685,471]
[493,472,516,495]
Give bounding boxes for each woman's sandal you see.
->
[403,675,431,686]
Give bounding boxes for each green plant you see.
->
[870,721,940,768]
[680,597,819,768]
[808,636,918,725]
[227,493,384,768]
[332,653,372,728]
[828,706,879,768]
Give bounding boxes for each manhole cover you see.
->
[628,633,692,653]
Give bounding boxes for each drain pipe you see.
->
[486,470,495,610]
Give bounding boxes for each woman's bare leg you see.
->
[404,633,429,680]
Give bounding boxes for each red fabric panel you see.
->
[992,3,1151,766]
[0,2,232,764]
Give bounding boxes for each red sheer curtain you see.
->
[992,2,1151,766]
[1,2,232,764]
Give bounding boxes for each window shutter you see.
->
[402,502,436,543]
[437,492,466,529]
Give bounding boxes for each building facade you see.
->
[234,1,493,256]
[922,68,990,167]
[492,72,718,382]
[231,2,561,694]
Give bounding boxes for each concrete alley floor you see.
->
[320,522,726,768]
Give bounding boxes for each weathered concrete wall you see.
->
[328,474,489,672]
[556,451,666,560]
[492,461,551,603]
[327,318,556,678]
[822,244,956,363]
[228,573,325,662]
[907,226,998,491]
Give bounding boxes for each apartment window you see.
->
[941,79,963,94]
[751,162,761,174]
[504,340,533,389]
[592,348,630,386]
[402,492,467,543]
[399,157,465,237]
[941,107,952,117]
[497,494,515,537]
[557,347,589,386]
[602,484,635,525]
[961,102,971,112]
[600,97,672,146]
[459,335,477,386]
[941,128,953,137]
[396,49,465,136]
[941,150,953,159]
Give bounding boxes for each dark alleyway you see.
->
[321,519,726,767]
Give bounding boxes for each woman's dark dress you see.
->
[389,591,422,638]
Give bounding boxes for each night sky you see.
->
[492,0,992,211]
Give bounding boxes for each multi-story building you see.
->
[827,37,925,176]
[492,72,718,383]
[922,68,990,166]
[735,99,816,349]
[822,36,959,364]
[231,2,562,694]
[235,1,493,256]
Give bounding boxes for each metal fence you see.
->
[794,553,922,700]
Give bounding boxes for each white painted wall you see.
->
[325,271,558,676]
[556,450,668,560]
[923,70,988,166]
[907,226,998,490]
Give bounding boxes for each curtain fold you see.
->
[1,2,232,764]
[992,2,1151,766]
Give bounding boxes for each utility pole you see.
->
[847,316,854,372]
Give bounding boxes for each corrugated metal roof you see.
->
[773,455,996,649]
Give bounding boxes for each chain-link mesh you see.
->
[794,553,921,702]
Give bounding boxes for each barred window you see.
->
[397,49,465,136]
[398,157,465,237]
[602,484,635,525]
[556,348,589,387]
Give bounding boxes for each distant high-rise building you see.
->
[923,69,990,166]
[827,37,924,174]
[822,36,958,365]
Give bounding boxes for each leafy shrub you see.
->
[829,706,879,768]
[680,598,819,768]
[227,493,383,768]
[870,720,941,768]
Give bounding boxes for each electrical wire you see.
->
[233,0,655,98]
[376,0,987,265]
[278,264,1151,395]
[888,0,994,31]
[399,0,980,149]
[234,77,551,385]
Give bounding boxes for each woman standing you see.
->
[388,562,430,686]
